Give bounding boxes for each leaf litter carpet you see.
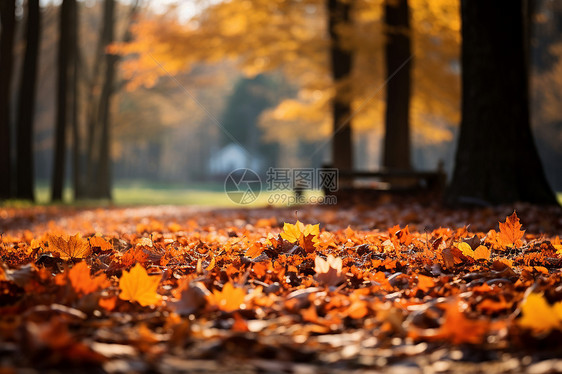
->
[1,202,562,373]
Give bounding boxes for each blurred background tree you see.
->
[0,0,560,204]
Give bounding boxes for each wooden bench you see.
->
[319,165,447,203]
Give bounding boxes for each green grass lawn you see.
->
[29,180,329,208]
[5,181,561,208]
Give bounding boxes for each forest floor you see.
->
[1,200,562,373]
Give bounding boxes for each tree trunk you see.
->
[51,0,73,202]
[447,0,557,205]
[327,0,353,172]
[83,1,107,199]
[70,0,83,200]
[95,0,117,200]
[16,0,41,202]
[0,1,16,200]
[382,0,412,171]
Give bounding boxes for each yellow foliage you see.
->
[119,263,162,307]
[457,242,491,261]
[519,293,562,332]
[281,220,320,246]
[207,283,246,312]
[116,0,461,146]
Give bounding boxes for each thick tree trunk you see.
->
[0,1,16,200]
[51,0,73,202]
[16,0,41,201]
[382,0,412,171]
[447,0,557,205]
[327,0,353,172]
[95,0,117,200]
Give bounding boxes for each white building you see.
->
[208,144,262,175]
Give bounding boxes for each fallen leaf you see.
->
[207,282,246,312]
[48,234,91,260]
[171,281,209,315]
[205,257,216,271]
[281,220,319,250]
[417,274,435,292]
[245,241,263,258]
[498,211,525,248]
[89,236,113,251]
[68,261,109,295]
[99,296,117,311]
[314,254,345,286]
[119,263,161,307]
[518,293,562,332]
[438,301,490,344]
[458,242,491,260]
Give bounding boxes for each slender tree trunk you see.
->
[447,0,557,205]
[70,0,83,200]
[0,1,16,200]
[327,0,353,172]
[51,0,73,202]
[16,0,41,201]
[382,0,412,171]
[83,3,107,199]
[95,0,117,200]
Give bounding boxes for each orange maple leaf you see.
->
[99,296,117,311]
[47,233,91,260]
[245,241,264,259]
[389,225,412,246]
[498,211,525,248]
[417,274,435,292]
[207,282,246,312]
[437,301,490,344]
[121,247,149,267]
[89,235,113,251]
[68,261,110,295]
[119,263,161,307]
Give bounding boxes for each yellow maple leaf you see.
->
[207,282,246,312]
[519,293,562,332]
[457,242,491,260]
[47,233,91,260]
[280,220,319,250]
[119,263,161,307]
[498,211,525,248]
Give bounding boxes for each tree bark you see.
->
[447,0,557,205]
[16,0,41,201]
[95,0,117,200]
[327,0,353,172]
[382,0,412,171]
[51,0,73,202]
[83,1,107,199]
[0,1,16,200]
[70,0,83,200]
